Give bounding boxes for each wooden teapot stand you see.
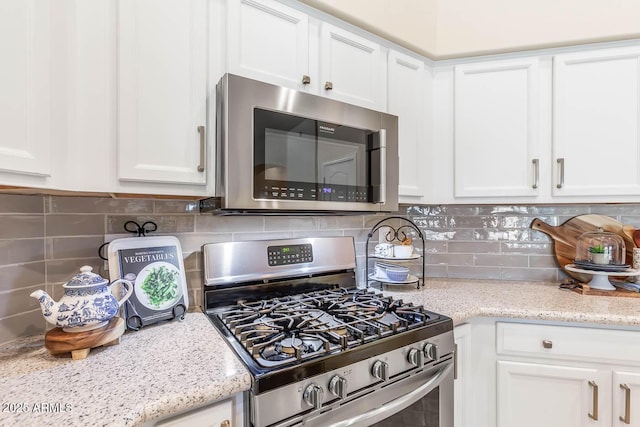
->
[44,317,125,360]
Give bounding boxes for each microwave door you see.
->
[368,129,387,204]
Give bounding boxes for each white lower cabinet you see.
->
[150,396,236,427]
[497,361,610,427]
[495,321,640,427]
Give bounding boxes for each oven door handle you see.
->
[328,362,453,427]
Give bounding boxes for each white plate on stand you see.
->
[565,264,639,290]
[370,254,420,261]
[368,273,419,285]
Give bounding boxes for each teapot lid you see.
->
[65,266,107,288]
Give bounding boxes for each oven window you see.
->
[254,108,372,202]
[369,387,440,427]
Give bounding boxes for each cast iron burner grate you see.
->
[216,288,433,367]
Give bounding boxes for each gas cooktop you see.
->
[215,287,442,369]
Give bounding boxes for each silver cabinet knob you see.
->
[303,384,323,410]
[371,360,389,381]
[302,75,311,85]
[407,348,424,367]
[424,342,439,362]
[328,375,348,399]
[324,81,333,90]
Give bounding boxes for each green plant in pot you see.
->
[589,245,611,265]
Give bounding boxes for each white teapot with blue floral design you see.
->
[31,266,133,333]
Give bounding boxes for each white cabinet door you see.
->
[454,324,472,427]
[154,398,232,427]
[454,57,540,198]
[117,0,207,186]
[227,0,310,91]
[612,371,640,427]
[553,46,640,197]
[497,360,609,427]
[0,0,52,177]
[319,23,385,110]
[388,50,427,200]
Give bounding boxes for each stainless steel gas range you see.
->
[202,236,454,427]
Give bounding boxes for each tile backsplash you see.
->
[2,193,640,344]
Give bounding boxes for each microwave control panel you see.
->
[258,182,369,203]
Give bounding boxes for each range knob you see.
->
[407,348,424,367]
[328,375,348,399]
[424,342,439,362]
[303,384,323,410]
[371,360,389,382]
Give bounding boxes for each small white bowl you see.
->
[394,245,414,258]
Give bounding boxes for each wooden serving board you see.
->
[530,214,635,282]
[44,317,125,360]
[570,284,640,298]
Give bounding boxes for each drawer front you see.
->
[496,322,640,364]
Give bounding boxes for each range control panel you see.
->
[268,244,313,266]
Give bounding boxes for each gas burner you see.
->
[279,336,303,355]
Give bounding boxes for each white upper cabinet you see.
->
[453,57,540,198]
[319,23,386,110]
[388,50,427,200]
[117,0,208,187]
[0,0,52,178]
[227,0,310,91]
[553,46,640,197]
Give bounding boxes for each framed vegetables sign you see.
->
[107,236,189,330]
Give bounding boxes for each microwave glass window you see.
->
[254,109,373,203]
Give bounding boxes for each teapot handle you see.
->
[111,279,134,308]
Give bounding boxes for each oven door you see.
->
[253,108,386,206]
[281,359,454,427]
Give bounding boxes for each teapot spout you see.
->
[30,290,58,324]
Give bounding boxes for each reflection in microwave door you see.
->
[256,164,287,181]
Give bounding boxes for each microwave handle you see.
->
[374,129,387,204]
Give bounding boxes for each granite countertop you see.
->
[2,279,640,427]
[0,313,250,427]
[381,278,640,327]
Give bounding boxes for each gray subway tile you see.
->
[50,196,153,213]
[0,215,44,239]
[529,255,561,269]
[448,266,501,280]
[474,229,532,241]
[424,264,448,278]
[473,254,528,268]
[196,215,264,233]
[501,242,553,255]
[0,285,42,318]
[0,309,45,345]
[425,253,474,266]
[183,252,199,270]
[317,215,365,230]
[0,194,44,213]
[0,262,45,292]
[49,236,106,260]
[448,241,501,254]
[0,239,45,264]
[46,214,104,237]
[451,216,501,228]
[500,267,559,282]
[264,216,319,231]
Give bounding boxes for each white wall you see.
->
[300,0,640,59]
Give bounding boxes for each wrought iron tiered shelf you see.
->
[365,216,426,289]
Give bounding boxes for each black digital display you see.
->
[267,244,313,266]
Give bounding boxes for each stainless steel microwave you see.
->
[200,74,399,214]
